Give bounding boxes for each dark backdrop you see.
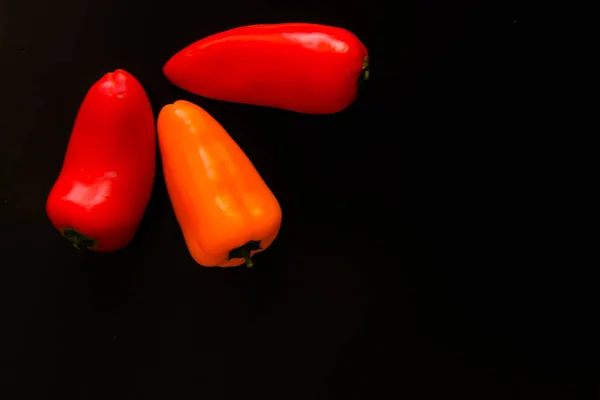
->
[1,1,590,399]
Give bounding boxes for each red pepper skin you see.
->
[163,23,369,114]
[46,69,155,251]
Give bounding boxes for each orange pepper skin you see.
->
[157,100,282,267]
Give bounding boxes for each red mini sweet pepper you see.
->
[46,69,156,251]
[163,23,369,114]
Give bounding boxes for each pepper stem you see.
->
[60,228,96,250]
[358,56,370,93]
[362,56,370,81]
[228,240,262,268]
[240,247,253,268]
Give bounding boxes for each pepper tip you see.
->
[99,69,128,97]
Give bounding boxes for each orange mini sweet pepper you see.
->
[157,100,282,267]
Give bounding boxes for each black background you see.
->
[0,1,592,399]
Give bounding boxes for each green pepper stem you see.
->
[362,56,370,81]
[60,228,96,250]
[358,56,370,93]
[228,240,262,268]
[240,247,253,268]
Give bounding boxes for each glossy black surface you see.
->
[2,2,589,399]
